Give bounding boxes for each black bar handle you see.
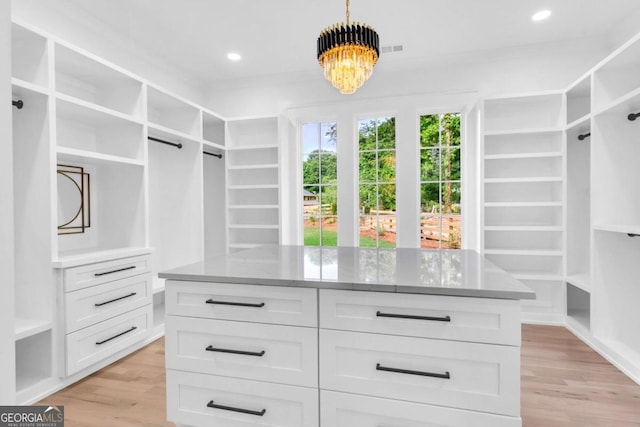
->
[206,299,265,308]
[204,151,223,159]
[206,345,265,357]
[376,311,451,322]
[95,292,137,307]
[577,132,590,141]
[628,233,640,238]
[148,136,183,149]
[628,112,640,121]
[376,363,450,379]
[94,265,136,277]
[207,400,266,416]
[95,326,137,345]
[12,100,23,109]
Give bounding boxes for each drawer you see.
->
[65,304,151,375]
[321,390,521,427]
[166,316,318,387]
[65,274,152,333]
[63,255,151,292]
[167,369,318,427]
[319,329,520,416]
[166,281,317,327]
[320,289,521,345]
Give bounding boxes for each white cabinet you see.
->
[165,281,523,426]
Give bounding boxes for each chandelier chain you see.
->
[346,0,350,25]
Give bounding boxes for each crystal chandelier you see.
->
[317,0,380,95]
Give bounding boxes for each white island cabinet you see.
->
[160,245,534,427]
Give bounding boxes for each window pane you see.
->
[442,182,461,249]
[359,184,378,247]
[377,117,396,149]
[420,148,440,182]
[420,114,440,148]
[378,151,396,183]
[304,184,321,246]
[442,148,461,181]
[358,119,377,151]
[303,151,320,185]
[302,123,320,155]
[442,113,461,147]
[377,184,396,248]
[420,183,441,249]
[321,216,338,247]
[320,185,338,217]
[320,122,337,151]
[359,151,377,183]
[320,153,338,183]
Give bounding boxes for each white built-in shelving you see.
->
[483,92,566,324]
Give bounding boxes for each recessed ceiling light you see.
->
[226,52,242,61]
[532,10,551,22]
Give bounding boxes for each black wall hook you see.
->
[578,132,590,141]
[12,100,23,109]
[628,233,640,238]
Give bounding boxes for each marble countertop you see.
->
[159,245,535,300]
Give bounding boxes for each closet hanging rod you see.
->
[148,136,182,149]
[204,151,223,159]
[628,112,640,121]
[12,100,23,109]
[628,233,640,238]
[578,132,590,141]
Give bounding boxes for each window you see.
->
[358,117,396,248]
[302,122,337,246]
[419,113,461,249]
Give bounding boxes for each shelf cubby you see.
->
[203,111,225,147]
[484,93,564,132]
[55,43,142,117]
[227,167,278,187]
[227,187,279,206]
[567,282,591,330]
[15,330,52,393]
[485,205,562,227]
[226,117,278,148]
[484,230,562,251]
[484,131,562,156]
[484,181,562,203]
[226,146,278,167]
[485,253,563,277]
[228,207,279,226]
[593,37,640,112]
[203,147,227,259]
[12,23,48,88]
[484,156,562,179]
[56,98,144,162]
[591,108,640,229]
[566,76,591,124]
[228,228,279,245]
[147,86,200,138]
[56,158,146,257]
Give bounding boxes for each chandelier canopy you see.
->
[317,0,380,95]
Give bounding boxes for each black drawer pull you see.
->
[206,299,265,308]
[206,345,265,357]
[376,363,450,379]
[376,311,451,322]
[94,292,137,307]
[207,400,266,416]
[94,265,136,277]
[95,326,138,345]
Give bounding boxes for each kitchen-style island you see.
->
[159,245,535,427]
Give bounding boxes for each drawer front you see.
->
[320,289,521,345]
[166,317,318,387]
[66,305,151,375]
[319,329,520,416]
[321,390,521,427]
[63,255,151,292]
[167,369,318,427]
[65,274,152,333]
[166,281,317,327]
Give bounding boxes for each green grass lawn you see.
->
[304,227,395,248]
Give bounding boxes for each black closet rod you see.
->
[578,132,590,141]
[148,136,182,149]
[628,233,640,238]
[12,99,23,109]
[204,151,223,159]
[628,112,640,121]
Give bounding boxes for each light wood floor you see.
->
[39,325,640,426]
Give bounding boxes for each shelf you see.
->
[484,249,563,256]
[228,163,278,170]
[484,128,563,136]
[57,147,144,167]
[53,247,152,269]
[228,224,279,230]
[228,184,279,190]
[228,204,279,209]
[56,92,142,125]
[484,226,562,231]
[484,152,562,160]
[593,86,640,117]
[593,224,640,235]
[202,110,225,147]
[147,86,200,137]
[512,273,564,281]
[227,144,279,151]
[484,201,562,207]
[12,23,49,87]
[15,319,53,341]
[228,243,261,249]
[484,177,562,184]
[566,273,591,293]
[147,122,202,145]
[12,77,49,96]
[202,140,225,151]
[567,310,591,331]
[566,114,591,131]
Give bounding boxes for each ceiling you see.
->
[57,0,640,86]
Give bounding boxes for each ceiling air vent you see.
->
[381,45,403,54]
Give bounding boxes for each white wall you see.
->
[11,0,205,106]
[0,0,16,404]
[207,37,610,119]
